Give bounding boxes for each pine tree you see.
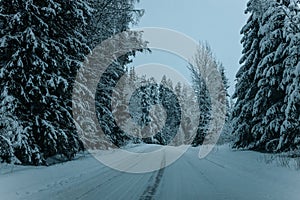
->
[279,0,300,151]
[0,0,91,164]
[145,77,164,142]
[232,0,263,149]
[0,89,23,164]
[180,84,199,145]
[233,0,300,152]
[188,43,214,147]
[251,0,287,151]
[217,63,232,144]
[127,75,181,145]
[172,82,181,145]
[73,1,147,149]
[86,0,143,48]
[96,57,135,147]
[129,76,152,129]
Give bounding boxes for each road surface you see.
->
[1,145,299,200]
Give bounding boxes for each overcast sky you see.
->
[130,0,249,95]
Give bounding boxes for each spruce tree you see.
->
[0,0,91,164]
[233,0,300,152]
[251,0,287,151]
[279,0,300,151]
[188,43,214,147]
[74,1,147,149]
[86,0,143,48]
[232,0,263,149]
[218,64,232,144]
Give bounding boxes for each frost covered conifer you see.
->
[233,0,300,152]
[0,0,91,164]
[232,0,263,149]
[251,0,287,151]
[279,0,300,151]
[188,43,215,146]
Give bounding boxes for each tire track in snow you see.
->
[204,158,226,169]
[74,155,147,200]
[184,158,217,189]
[139,153,166,200]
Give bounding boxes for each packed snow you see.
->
[1,144,299,200]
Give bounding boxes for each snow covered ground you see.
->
[1,145,300,200]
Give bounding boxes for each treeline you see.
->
[0,0,143,165]
[126,42,231,147]
[107,68,200,146]
[232,0,300,153]
[106,59,230,147]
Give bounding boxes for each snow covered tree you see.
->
[0,89,23,164]
[217,64,233,144]
[86,0,143,48]
[172,82,184,145]
[250,0,288,151]
[233,0,300,152]
[157,78,181,145]
[129,77,153,129]
[96,57,135,147]
[232,0,263,150]
[179,84,200,145]
[279,0,300,151]
[188,43,214,146]
[70,1,147,149]
[0,0,91,164]
[83,0,147,148]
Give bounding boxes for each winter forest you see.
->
[0,0,299,162]
[0,0,300,199]
[0,0,298,165]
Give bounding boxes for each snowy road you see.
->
[1,145,300,200]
